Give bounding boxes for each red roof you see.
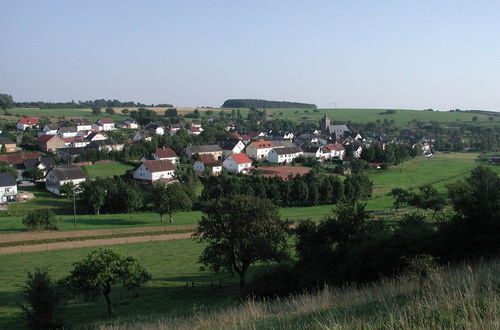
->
[231,132,242,139]
[98,118,114,124]
[230,153,252,165]
[63,137,83,143]
[18,117,39,125]
[155,147,177,158]
[36,135,59,143]
[0,152,41,165]
[189,127,201,132]
[197,153,220,166]
[250,140,274,149]
[143,160,176,173]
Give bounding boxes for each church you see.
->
[319,113,350,138]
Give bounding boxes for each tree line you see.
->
[11,99,172,109]
[222,99,317,109]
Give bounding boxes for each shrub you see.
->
[22,210,58,230]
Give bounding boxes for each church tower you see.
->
[320,113,330,132]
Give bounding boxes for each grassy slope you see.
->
[0,239,264,329]
[82,162,135,178]
[3,108,124,122]
[99,259,500,330]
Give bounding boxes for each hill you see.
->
[97,259,499,329]
[222,99,317,109]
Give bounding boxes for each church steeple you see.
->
[320,113,330,132]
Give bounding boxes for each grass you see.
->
[0,239,268,329]
[82,162,135,178]
[97,259,500,330]
[3,108,124,122]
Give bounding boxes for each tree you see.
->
[91,105,102,115]
[105,107,115,115]
[390,187,410,211]
[23,210,58,230]
[121,108,129,116]
[20,268,66,329]
[164,108,177,117]
[81,179,107,215]
[23,168,43,183]
[153,182,192,223]
[59,182,76,198]
[65,248,151,317]
[194,195,290,290]
[0,93,13,113]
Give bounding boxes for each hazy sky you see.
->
[1,1,499,110]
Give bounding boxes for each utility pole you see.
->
[73,187,77,229]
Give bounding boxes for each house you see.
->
[87,140,125,152]
[42,123,60,135]
[95,118,115,131]
[270,140,296,149]
[23,156,55,179]
[0,173,17,202]
[45,165,86,195]
[188,126,203,135]
[63,137,89,148]
[328,124,350,138]
[37,135,66,153]
[193,154,222,176]
[133,160,176,183]
[295,134,328,146]
[219,139,246,158]
[145,123,165,135]
[151,147,179,164]
[119,119,139,129]
[246,140,274,160]
[267,147,303,164]
[247,131,267,139]
[84,132,107,142]
[16,117,39,131]
[302,145,326,160]
[131,131,152,142]
[223,153,253,173]
[70,118,92,131]
[185,145,223,160]
[269,131,294,140]
[58,147,85,163]
[57,126,79,139]
[325,143,345,160]
[168,124,182,136]
[0,137,18,153]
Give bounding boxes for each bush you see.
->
[20,268,66,329]
[22,210,58,230]
[244,264,302,298]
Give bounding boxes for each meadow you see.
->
[0,239,259,329]
[82,162,136,178]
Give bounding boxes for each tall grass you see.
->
[96,259,499,329]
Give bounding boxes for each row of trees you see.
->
[201,171,373,207]
[360,144,418,164]
[221,99,317,109]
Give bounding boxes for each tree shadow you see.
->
[60,218,147,227]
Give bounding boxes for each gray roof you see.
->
[186,144,222,153]
[50,165,86,180]
[329,125,349,132]
[270,140,296,148]
[274,147,302,155]
[0,137,15,145]
[219,139,241,150]
[71,118,91,125]
[58,126,78,133]
[0,172,16,187]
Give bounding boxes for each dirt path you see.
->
[0,232,194,255]
[0,225,196,244]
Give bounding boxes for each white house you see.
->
[152,147,179,164]
[95,118,115,131]
[132,131,152,142]
[16,117,39,131]
[133,160,176,182]
[325,143,345,160]
[245,140,274,160]
[185,145,223,160]
[45,165,86,195]
[71,119,92,132]
[42,124,60,136]
[302,146,326,160]
[219,139,246,158]
[328,124,350,138]
[57,126,79,139]
[193,154,222,176]
[267,147,303,164]
[223,153,253,174]
[120,119,139,129]
[84,132,107,142]
[0,173,17,202]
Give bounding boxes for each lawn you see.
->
[0,239,265,329]
[82,161,135,178]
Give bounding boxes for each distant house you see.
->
[0,137,17,153]
[57,126,79,139]
[131,131,152,142]
[119,119,139,129]
[37,135,66,153]
[84,132,107,142]
[295,134,329,146]
[267,147,303,164]
[152,147,179,164]
[270,140,296,149]
[0,173,17,202]
[193,154,222,176]
[185,145,223,160]
[95,118,115,131]
[42,123,60,135]
[223,153,252,173]
[63,137,89,148]
[168,124,182,136]
[324,143,345,160]
[145,123,165,136]
[45,165,86,195]
[302,145,326,160]
[269,131,294,140]
[87,140,125,152]
[23,156,55,179]
[187,126,203,135]
[16,117,39,131]
[57,147,85,163]
[328,124,350,138]
[133,160,176,183]
[219,139,246,158]
[0,152,41,180]
[246,140,274,160]
[70,118,92,131]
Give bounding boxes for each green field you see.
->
[82,162,136,178]
[0,239,262,329]
[3,108,124,122]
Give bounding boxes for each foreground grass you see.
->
[98,259,500,330]
[0,239,266,329]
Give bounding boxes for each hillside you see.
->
[97,259,499,329]
[222,99,317,109]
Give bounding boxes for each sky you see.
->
[1,0,499,110]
